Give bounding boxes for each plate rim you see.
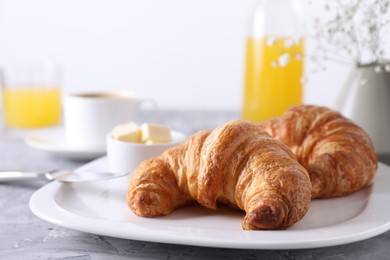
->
[29,159,390,250]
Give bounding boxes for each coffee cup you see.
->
[63,91,157,148]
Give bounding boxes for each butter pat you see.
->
[144,139,169,145]
[112,122,141,143]
[141,123,172,144]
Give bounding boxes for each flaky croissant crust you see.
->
[127,120,311,230]
[260,105,378,199]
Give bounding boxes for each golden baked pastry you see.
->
[127,120,311,230]
[260,105,378,199]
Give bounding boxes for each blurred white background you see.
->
[0,0,352,110]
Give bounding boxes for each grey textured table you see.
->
[1,110,389,260]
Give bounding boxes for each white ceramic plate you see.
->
[25,127,106,160]
[29,157,390,249]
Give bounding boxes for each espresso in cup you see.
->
[63,91,157,148]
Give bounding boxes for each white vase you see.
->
[333,66,390,155]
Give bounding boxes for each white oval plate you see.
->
[29,157,390,249]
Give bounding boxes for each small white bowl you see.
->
[106,130,186,174]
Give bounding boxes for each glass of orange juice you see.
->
[0,64,61,128]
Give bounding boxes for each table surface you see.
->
[1,110,390,260]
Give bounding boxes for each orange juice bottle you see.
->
[242,0,305,122]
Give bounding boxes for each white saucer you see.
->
[25,127,106,160]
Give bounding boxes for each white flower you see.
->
[278,54,291,67]
[310,0,390,67]
[284,39,294,48]
[266,37,275,46]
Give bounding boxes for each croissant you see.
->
[259,105,378,199]
[127,120,311,230]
